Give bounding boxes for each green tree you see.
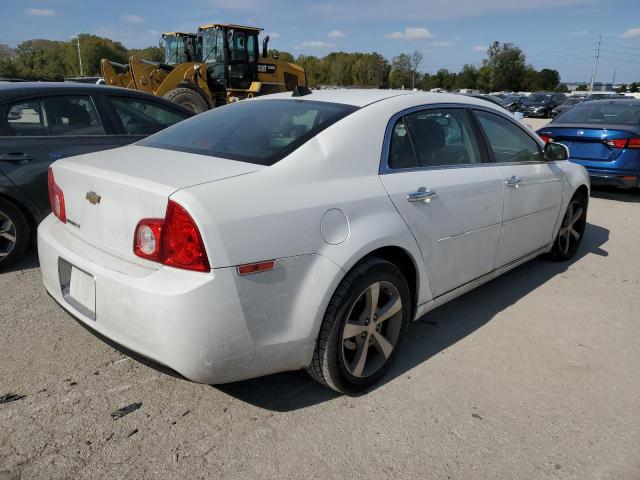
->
[486,41,527,91]
[351,52,390,87]
[63,34,127,76]
[557,83,569,93]
[628,82,638,93]
[14,39,67,80]
[538,68,561,90]
[616,83,628,93]
[389,53,413,89]
[454,64,479,90]
[0,43,17,78]
[576,84,589,91]
[128,46,163,63]
[296,54,323,86]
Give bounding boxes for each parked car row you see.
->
[0,82,193,269]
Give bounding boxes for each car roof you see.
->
[580,98,640,105]
[0,82,194,114]
[251,88,507,110]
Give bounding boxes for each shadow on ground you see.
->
[1,250,39,274]
[591,186,640,204]
[217,222,609,411]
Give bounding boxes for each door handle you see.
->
[505,175,522,187]
[406,188,437,203]
[0,153,32,164]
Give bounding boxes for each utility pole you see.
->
[589,34,601,93]
[76,35,84,76]
[611,69,617,89]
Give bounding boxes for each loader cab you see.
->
[161,32,201,65]
[199,24,260,91]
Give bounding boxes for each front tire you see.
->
[549,192,587,261]
[163,87,210,114]
[0,198,30,271]
[307,258,411,393]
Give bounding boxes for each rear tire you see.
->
[0,198,30,271]
[307,258,411,393]
[549,192,587,261]
[163,88,209,114]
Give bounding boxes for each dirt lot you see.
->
[2,184,640,479]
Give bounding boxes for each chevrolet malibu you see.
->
[38,90,590,393]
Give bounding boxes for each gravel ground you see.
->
[1,185,639,479]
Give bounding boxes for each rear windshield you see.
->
[556,102,640,125]
[140,99,359,165]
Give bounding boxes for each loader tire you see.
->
[163,88,209,114]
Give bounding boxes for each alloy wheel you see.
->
[0,211,17,259]
[558,199,584,256]
[341,281,403,378]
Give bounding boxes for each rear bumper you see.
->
[588,173,638,189]
[38,215,342,384]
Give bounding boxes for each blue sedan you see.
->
[537,99,640,189]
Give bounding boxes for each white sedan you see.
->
[38,90,589,393]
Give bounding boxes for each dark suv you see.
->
[0,82,193,269]
[519,92,566,118]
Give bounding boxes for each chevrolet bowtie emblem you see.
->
[85,191,101,205]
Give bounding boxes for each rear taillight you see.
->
[628,138,640,149]
[47,167,66,223]
[133,201,210,272]
[605,139,628,148]
[538,134,552,143]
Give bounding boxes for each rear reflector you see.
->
[133,201,210,272]
[47,167,66,223]
[237,260,276,276]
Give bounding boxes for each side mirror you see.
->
[544,141,569,161]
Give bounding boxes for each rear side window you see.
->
[389,108,482,169]
[475,110,542,163]
[140,99,359,165]
[110,97,189,135]
[556,102,640,125]
[6,96,104,137]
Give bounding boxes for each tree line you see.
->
[3,35,635,93]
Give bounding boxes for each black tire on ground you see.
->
[307,257,411,393]
[162,88,210,114]
[549,191,588,261]
[0,198,30,271]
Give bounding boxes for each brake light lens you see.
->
[628,138,640,149]
[133,201,210,272]
[47,167,66,223]
[605,138,628,148]
[538,134,552,143]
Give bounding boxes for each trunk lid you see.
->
[51,145,261,262]
[538,125,636,162]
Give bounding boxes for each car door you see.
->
[104,95,191,145]
[473,109,564,267]
[0,94,121,220]
[379,106,504,299]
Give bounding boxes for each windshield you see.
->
[140,99,359,165]
[201,28,225,64]
[556,103,640,125]
[163,36,185,65]
[527,93,552,103]
[501,95,521,104]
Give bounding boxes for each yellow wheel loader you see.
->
[101,24,307,113]
[101,32,200,92]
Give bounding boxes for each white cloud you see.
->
[265,32,281,39]
[25,8,55,17]
[472,45,487,52]
[621,27,640,39]
[384,27,433,41]
[122,14,146,24]
[567,29,588,35]
[328,30,345,38]
[300,40,333,49]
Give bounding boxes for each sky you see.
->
[1,0,639,83]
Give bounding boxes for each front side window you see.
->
[140,99,358,165]
[110,97,189,135]
[388,108,482,169]
[475,110,542,163]
[6,96,104,137]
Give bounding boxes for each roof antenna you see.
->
[292,85,312,97]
